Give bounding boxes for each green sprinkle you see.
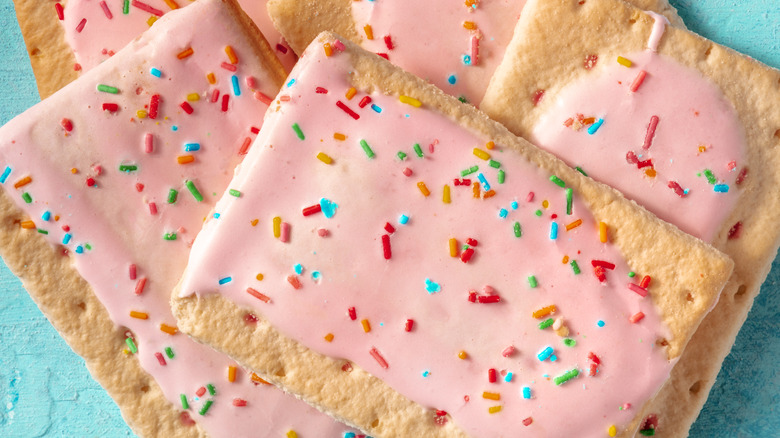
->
[413,143,424,158]
[457,96,468,104]
[97,84,119,94]
[538,318,554,329]
[703,169,717,185]
[123,0,129,14]
[497,169,505,184]
[125,337,137,354]
[207,383,216,396]
[165,347,174,359]
[84,243,92,250]
[167,188,178,204]
[513,221,522,238]
[21,192,32,203]
[489,160,501,169]
[535,209,542,217]
[185,180,203,202]
[291,123,305,140]
[359,139,375,159]
[163,232,177,241]
[199,400,213,416]
[628,271,636,278]
[37,229,48,235]
[563,338,577,347]
[570,260,581,275]
[229,189,241,197]
[639,429,655,437]
[565,188,573,215]
[460,165,478,177]
[118,164,138,172]
[549,175,565,187]
[575,166,588,176]
[528,275,538,288]
[397,151,407,160]
[553,368,579,385]
[180,394,189,410]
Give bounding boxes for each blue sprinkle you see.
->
[587,118,605,135]
[344,433,356,438]
[294,264,303,275]
[75,245,84,254]
[371,104,382,113]
[312,271,321,280]
[286,78,296,87]
[477,173,491,191]
[510,201,518,210]
[504,372,513,382]
[171,125,178,132]
[462,54,472,65]
[0,166,11,183]
[218,276,232,285]
[213,213,220,219]
[62,233,72,245]
[150,67,162,78]
[320,198,338,218]
[537,346,554,361]
[425,278,441,294]
[231,75,241,96]
[550,354,558,362]
[184,143,200,152]
[550,222,559,240]
[399,214,410,225]
[498,208,508,219]
[422,370,430,377]
[447,75,457,85]
[41,211,51,221]
[597,320,605,327]
[522,386,531,399]
[713,184,729,193]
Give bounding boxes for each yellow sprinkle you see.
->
[177,155,195,164]
[13,176,31,189]
[532,305,556,319]
[136,110,147,119]
[457,350,468,359]
[608,425,617,437]
[542,200,549,209]
[449,238,458,257]
[70,168,78,174]
[442,184,451,204]
[273,216,282,238]
[488,406,502,414]
[617,56,632,67]
[345,88,357,100]
[130,311,148,320]
[316,152,333,164]
[463,21,476,30]
[473,148,490,160]
[250,219,259,227]
[187,93,200,102]
[485,141,495,150]
[324,333,334,342]
[399,95,422,107]
[251,373,270,385]
[286,431,298,438]
[228,365,237,382]
[225,45,238,64]
[482,392,500,401]
[159,323,178,335]
[256,273,264,281]
[363,24,374,40]
[146,16,157,26]
[598,221,608,243]
[162,0,179,9]
[645,168,657,178]
[323,42,333,57]
[562,255,569,264]
[20,220,35,229]
[417,181,431,197]
[177,48,194,59]
[565,219,583,231]
[333,132,346,141]
[206,72,216,84]
[361,319,371,333]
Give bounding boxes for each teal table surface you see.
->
[0,0,777,436]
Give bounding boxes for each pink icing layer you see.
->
[530,48,745,242]
[352,0,524,104]
[61,0,297,71]
[1,1,351,436]
[180,42,674,436]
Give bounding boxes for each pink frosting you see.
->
[180,41,674,436]
[351,0,524,104]
[530,48,746,242]
[1,1,351,436]
[61,0,297,71]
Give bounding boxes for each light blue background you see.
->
[0,0,777,436]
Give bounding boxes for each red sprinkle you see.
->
[102,103,119,112]
[588,352,601,365]
[60,118,73,132]
[302,204,322,216]
[315,87,328,94]
[477,295,500,304]
[180,101,194,115]
[735,167,748,185]
[627,283,648,297]
[588,363,599,376]
[523,417,533,426]
[384,35,394,50]
[532,89,545,106]
[75,18,87,33]
[211,89,220,103]
[348,307,357,320]
[639,275,652,289]
[405,319,414,332]
[384,222,395,234]
[583,54,598,69]
[466,238,478,247]
[148,202,157,215]
[336,101,360,120]
[630,70,647,92]
[55,2,64,20]
[468,291,477,303]
[502,346,515,357]
[369,347,389,369]
[232,398,247,407]
[460,248,475,263]
[275,44,288,54]
[594,266,606,282]
[376,53,389,60]
[287,275,302,289]
[488,368,497,383]
[382,234,392,260]
[667,181,687,197]
[238,137,252,155]
[195,387,207,397]
[244,313,258,325]
[727,221,742,240]
[250,126,260,134]
[131,0,164,16]
[149,94,160,119]
[246,287,271,303]
[155,352,166,366]
[630,312,646,323]
[129,264,137,280]
[135,183,144,192]
[591,260,616,270]
[100,1,112,19]
[358,96,372,108]
[85,177,96,187]
[637,159,654,169]
[220,62,237,72]
[134,277,147,295]
[221,94,230,112]
[626,151,639,164]
[642,115,659,150]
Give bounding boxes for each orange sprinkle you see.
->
[361,319,371,333]
[323,43,333,57]
[324,333,335,342]
[177,155,195,164]
[228,365,237,382]
[417,181,431,197]
[449,238,458,257]
[463,21,476,30]
[251,373,271,385]
[698,145,707,153]
[485,140,495,150]
[582,117,596,125]
[472,182,480,198]
[70,168,78,174]
[206,72,216,84]
[225,45,238,64]
[645,168,657,178]
[20,220,35,229]
[565,219,583,231]
[442,184,451,204]
[363,24,374,40]
[483,189,496,199]
[532,305,556,319]
[458,350,468,359]
[177,47,194,59]
[130,311,149,320]
[345,88,357,100]
[599,222,608,243]
[159,323,178,335]
[162,0,178,9]
[562,255,569,264]
[333,132,346,140]
[256,273,264,280]
[482,392,501,401]
[13,176,31,189]
[250,219,259,227]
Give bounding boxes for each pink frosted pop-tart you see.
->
[0,0,360,436]
[266,0,683,105]
[480,0,780,435]
[172,32,733,437]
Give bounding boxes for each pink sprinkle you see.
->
[245,76,257,89]
[402,168,413,177]
[501,346,515,357]
[482,285,495,295]
[280,222,291,242]
[134,277,147,295]
[211,89,220,103]
[642,116,659,150]
[93,165,102,175]
[369,347,389,369]
[627,283,648,297]
[195,387,207,397]
[382,234,392,260]
[523,417,533,426]
[246,287,271,303]
[405,319,414,332]
[667,181,687,197]
[429,139,438,154]
[254,91,272,105]
[55,2,64,20]
[526,192,534,202]
[630,312,645,323]
[470,35,480,65]
[220,62,237,72]
[623,403,632,410]
[625,151,639,164]
[129,264,137,280]
[100,1,113,19]
[630,70,647,92]
[384,222,395,234]
[131,0,164,16]
[148,202,157,215]
[333,40,346,51]
[154,352,166,366]
[144,133,154,153]
[317,228,329,237]
[488,368,497,383]
[75,18,86,33]
[221,94,230,112]
[232,398,247,407]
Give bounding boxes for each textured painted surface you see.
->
[0,0,776,436]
